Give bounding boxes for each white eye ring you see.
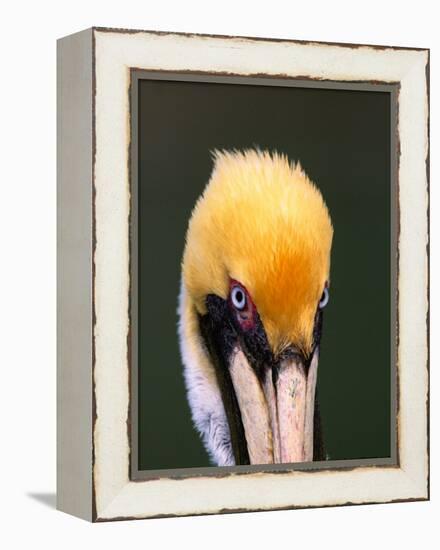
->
[319,287,329,309]
[231,286,246,310]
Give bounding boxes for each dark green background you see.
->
[138,78,391,470]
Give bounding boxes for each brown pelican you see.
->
[179,149,333,466]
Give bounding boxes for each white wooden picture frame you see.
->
[57,27,429,521]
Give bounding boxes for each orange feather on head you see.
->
[182,149,333,357]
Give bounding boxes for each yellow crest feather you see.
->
[182,149,333,356]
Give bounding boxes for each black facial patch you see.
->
[203,294,237,358]
[199,295,250,465]
[231,307,273,380]
[312,308,324,358]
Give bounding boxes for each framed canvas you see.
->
[57,27,429,522]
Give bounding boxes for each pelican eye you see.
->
[231,286,246,310]
[319,287,329,309]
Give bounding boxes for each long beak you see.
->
[228,346,319,465]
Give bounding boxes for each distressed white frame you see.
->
[58,27,429,522]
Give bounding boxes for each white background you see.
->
[0,1,437,548]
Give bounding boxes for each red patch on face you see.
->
[228,279,257,331]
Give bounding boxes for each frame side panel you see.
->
[57,28,93,521]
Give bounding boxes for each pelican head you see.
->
[179,149,333,466]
